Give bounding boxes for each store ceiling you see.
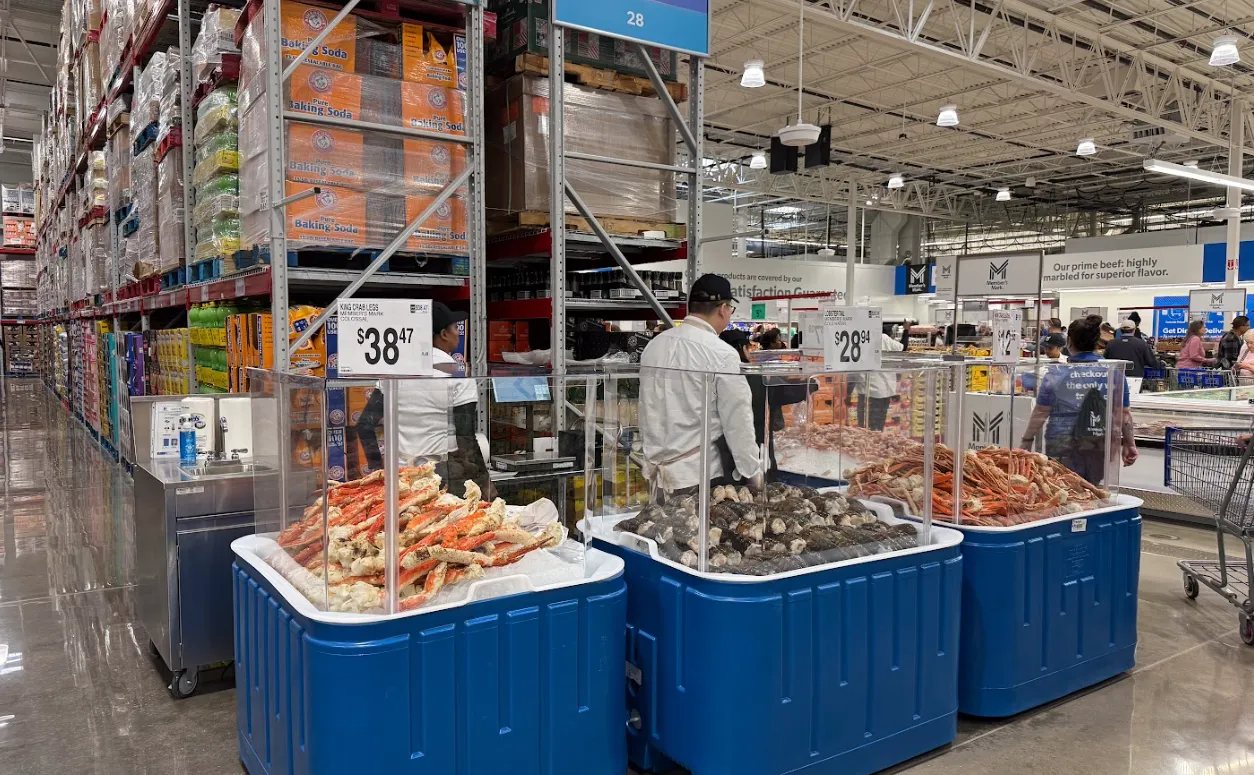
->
[701,0,1254,249]
[2,0,60,159]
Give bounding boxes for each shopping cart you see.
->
[1165,426,1254,645]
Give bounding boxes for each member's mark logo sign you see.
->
[905,263,930,294]
[971,411,1004,447]
[989,260,1009,281]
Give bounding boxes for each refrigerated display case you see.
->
[584,362,965,775]
[1124,388,1254,524]
[233,367,627,775]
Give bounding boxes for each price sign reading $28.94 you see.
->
[338,299,434,377]
[990,309,1022,364]
[822,306,882,372]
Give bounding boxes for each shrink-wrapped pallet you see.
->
[193,4,242,84]
[131,144,159,278]
[157,149,186,272]
[485,74,676,222]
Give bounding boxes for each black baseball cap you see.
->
[1041,333,1066,349]
[432,301,468,333]
[719,329,750,349]
[689,274,738,303]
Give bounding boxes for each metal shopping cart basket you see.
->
[1165,426,1254,644]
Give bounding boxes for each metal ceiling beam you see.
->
[740,0,1251,155]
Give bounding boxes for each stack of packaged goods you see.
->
[147,328,191,394]
[83,221,110,295]
[192,90,241,267]
[157,50,187,277]
[124,331,146,395]
[226,305,327,395]
[95,322,115,442]
[2,216,35,249]
[238,1,469,266]
[82,324,99,429]
[127,53,167,280]
[3,326,39,375]
[191,6,243,269]
[77,2,103,125]
[190,301,251,393]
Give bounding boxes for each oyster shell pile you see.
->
[613,482,918,576]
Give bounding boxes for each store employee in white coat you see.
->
[639,274,762,493]
[356,302,491,492]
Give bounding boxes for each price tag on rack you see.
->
[822,306,882,372]
[990,309,1022,364]
[338,299,433,377]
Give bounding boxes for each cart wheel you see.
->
[1183,574,1200,600]
[1240,613,1254,647]
[169,669,199,699]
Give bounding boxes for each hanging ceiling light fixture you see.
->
[741,59,765,88]
[1076,138,1096,156]
[749,150,767,169]
[996,187,1011,201]
[936,105,959,127]
[1210,35,1240,67]
[887,174,904,189]
[1184,160,1200,169]
[1143,158,1254,192]
[778,0,821,147]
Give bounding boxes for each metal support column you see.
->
[178,0,195,271]
[264,0,290,366]
[467,2,486,378]
[1228,97,1245,290]
[548,10,566,372]
[687,57,704,283]
[846,180,857,299]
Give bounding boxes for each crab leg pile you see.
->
[845,445,1111,527]
[272,464,563,612]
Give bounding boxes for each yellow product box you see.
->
[286,182,365,247]
[254,313,275,369]
[403,138,466,191]
[400,82,465,136]
[406,193,467,254]
[280,1,356,72]
[288,65,363,122]
[287,123,365,188]
[225,314,237,368]
[289,305,325,375]
[401,24,455,87]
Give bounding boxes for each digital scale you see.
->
[490,452,577,473]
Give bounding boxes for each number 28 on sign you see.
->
[822,307,882,372]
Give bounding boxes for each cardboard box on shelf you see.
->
[402,138,466,191]
[285,183,366,248]
[279,1,357,72]
[400,82,465,136]
[401,24,467,88]
[405,193,467,254]
[287,123,365,188]
[287,65,364,122]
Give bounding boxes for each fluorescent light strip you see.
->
[1143,158,1254,192]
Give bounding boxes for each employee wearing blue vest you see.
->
[1019,315,1137,485]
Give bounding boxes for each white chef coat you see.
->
[866,333,904,398]
[392,349,477,458]
[638,316,762,490]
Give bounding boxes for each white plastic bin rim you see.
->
[231,536,625,625]
[582,499,963,584]
[881,492,1144,533]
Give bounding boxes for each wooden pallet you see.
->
[490,210,686,240]
[513,53,688,102]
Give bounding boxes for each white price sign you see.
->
[338,299,433,377]
[991,309,1022,363]
[822,306,882,371]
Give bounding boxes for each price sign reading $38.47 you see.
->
[338,299,434,377]
[822,307,882,372]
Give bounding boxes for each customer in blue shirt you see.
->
[1019,315,1137,485]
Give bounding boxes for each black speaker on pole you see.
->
[804,125,832,168]
[769,136,798,173]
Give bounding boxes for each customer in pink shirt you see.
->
[1176,319,1215,369]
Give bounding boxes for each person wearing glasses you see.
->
[639,274,762,494]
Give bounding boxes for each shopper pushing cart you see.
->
[1166,424,1254,645]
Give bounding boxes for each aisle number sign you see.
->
[822,306,882,372]
[554,0,709,57]
[1188,287,1247,315]
[990,309,1022,364]
[338,299,433,377]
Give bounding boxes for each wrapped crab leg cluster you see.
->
[272,464,563,613]
[614,482,918,576]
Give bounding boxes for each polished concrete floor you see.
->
[0,382,1252,775]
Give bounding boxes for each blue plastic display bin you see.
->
[948,495,1143,717]
[593,518,964,775]
[231,540,628,775]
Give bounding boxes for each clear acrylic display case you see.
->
[584,360,954,577]
[247,366,623,615]
[853,358,1128,527]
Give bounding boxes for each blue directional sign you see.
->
[554,0,709,57]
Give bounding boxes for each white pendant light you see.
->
[1143,158,1254,193]
[1076,138,1096,156]
[887,174,904,189]
[1184,160,1200,169]
[1210,35,1240,67]
[995,187,1011,201]
[778,0,821,147]
[936,105,959,127]
[865,199,874,206]
[741,59,765,88]
[749,150,767,169]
